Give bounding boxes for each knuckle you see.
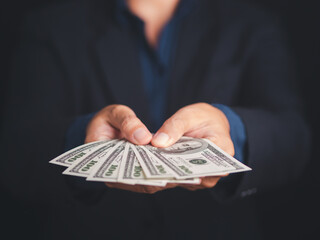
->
[109,104,130,117]
[165,116,186,132]
[105,104,119,115]
[179,105,199,118]
[121,116,139,132]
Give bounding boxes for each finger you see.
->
[105,182,165,194]
[152,107,199,147]
[180,185,205,191]
[164,183,179,189]
[199,176,220,188]
[139,185,165,194]
[105,182,135,192]
[138,183,178,193]
[180,176,223,191]
[105,182,152,193]
[107,105,152,145]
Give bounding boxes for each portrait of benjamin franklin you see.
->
[158,137,208,155]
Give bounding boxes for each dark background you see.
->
[1,0,319,239]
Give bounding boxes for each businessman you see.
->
[1,0,310,239]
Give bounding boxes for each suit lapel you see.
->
[166,0,219,115]
[95,22,152,125]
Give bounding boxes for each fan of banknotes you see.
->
[50,137,251,186]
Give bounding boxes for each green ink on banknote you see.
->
[156,165,166,174]
[189,159,207,165]
[105,164,118,176]
[67,152,86,162]
[133,166,142,177]
[82,160,98,171]
[179,165,192,174]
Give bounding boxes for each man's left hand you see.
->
[151,102,234,190]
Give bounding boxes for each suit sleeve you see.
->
[212,18,311,201]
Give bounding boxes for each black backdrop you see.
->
[1,0,319,239]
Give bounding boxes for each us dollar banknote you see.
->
[86,141,126,182]
[50,137,251,186]
[118,143,200,186]
[132,145,175,179]
[50,140,110,166]
[117,143,167,186]
[141,137,251,179]
[63,140,119,177]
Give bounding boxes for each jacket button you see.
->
[241,188,257,197]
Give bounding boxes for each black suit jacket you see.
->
[1,0,310,239]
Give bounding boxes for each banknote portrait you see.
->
[157,138,208,155]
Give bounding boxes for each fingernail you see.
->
[133,128,149,143]
[153,132,169,146]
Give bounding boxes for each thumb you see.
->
[107,105,152,145]
[85,105,152,145]
[151,108,196,147]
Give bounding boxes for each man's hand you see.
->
[85,104,170,193]
[151,102,233,191]
[152,103,234,156]
[85,104,152,145]
[85,103,233,193]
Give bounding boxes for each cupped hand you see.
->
[85,104,152,144]
[85,104,172,193]
[152,103,234,155]
[151,102,233,191]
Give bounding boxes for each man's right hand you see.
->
[85,104,152,145]
[85,104,179,193]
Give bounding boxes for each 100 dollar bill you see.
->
[132,145,175,179]
[86,141,126,182]
[63,140,119,177]
[50,140,110,166]
[142,137,251,179]
[117,143,167,186]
